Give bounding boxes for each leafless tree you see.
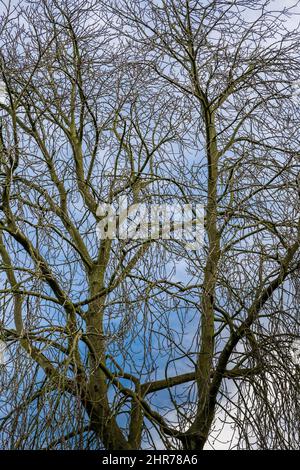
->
[0,0,299,450]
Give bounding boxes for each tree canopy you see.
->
[0,0,299,450]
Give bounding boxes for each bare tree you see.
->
[0,0,299,450]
